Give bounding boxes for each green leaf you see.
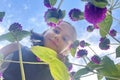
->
[88,56,120,79]
[116,64,120,71]
[47,17,59,24]
[15,30,30,41]
[31,46,57,64]
[79,12,84,20]
[97,74,103,80]
[99,12,113,37]
[70,40,79,57]
[87,61,102,70]
[116,46,120,58]
[0,30,30,42]
[0,53,4,59]
[73,67,90,80]
[60,10,66,19]
[0,12,5,21]
[31,46,70,80]
[90,0,108,8]
[0,32,16,42]
[49,0,57,6]
[70,48,77,57]
[97,56,120,77]
[49,59,70,80]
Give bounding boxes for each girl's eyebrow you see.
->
[56,27,62,31]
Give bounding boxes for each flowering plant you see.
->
[0,0,120,80]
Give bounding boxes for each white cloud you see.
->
[0,26,5,34]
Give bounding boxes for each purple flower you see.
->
[91,55,101,64]
[109,29,117,37]
[79,40,86,48]
[69,8,83,21]
[44,8,64,27]
[9,23,22,32]
[84,2,107,24]
[44,0,52,8]
[68,64,73,71]
[36,57,42,62]
[99,37,110,50]
[87,25,95,32]
[77,49,88,58]
[0,72,3,78]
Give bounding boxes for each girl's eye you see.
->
[53,29,60,34]
[62,37,67,42]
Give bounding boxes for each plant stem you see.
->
[88,46,98,55]
[57,0,63,11]
[111,36,120,44]
[83,56,88,65]
[17,41,26,80]
[101,52,116,58]
[70,62,86,67]
[109,43,120,45]
[99,22,120,44]
[0,59,47,64]
[92,71,120,80]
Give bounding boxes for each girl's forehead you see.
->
[57,22,76,41]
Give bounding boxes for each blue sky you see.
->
[0,0,120,80]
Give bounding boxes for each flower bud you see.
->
[109,29,117,37]
[9,23,22,32]
[76,49,88,58]
[91,55,101,64]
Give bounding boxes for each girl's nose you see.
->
[54,35,59,42]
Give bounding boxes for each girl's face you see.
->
[43,22,76,54]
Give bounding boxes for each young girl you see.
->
[0,21,77,80]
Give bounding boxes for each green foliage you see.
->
[116,46,120,58]
[0,12,5,20]
[87,56,120,79]
[99,12,113,37]
[0,30,30,42]
[31,46,70,80]
[49,60,69,80]
[49,0,57,6]
[97,56,120,77]
[90,0,108,8]
[97,74,103,80]
[70,48,77,57]
[45,9,65,24]
[73,67,91,80]
[70,40,79,57]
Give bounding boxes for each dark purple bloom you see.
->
[36,57,42,62]
[44,8,64,27]
[70,72,75,76]
[99,37,110,50]
[84,2,107,24]
[109,29,117,37]
[87,25,95,32]
[69,8,83,21]
[91,55,101,64]
[79,40,86,48]
[77,49,88,58]
[44,0,52,8]
[9,23,22,32]
[68,64,73,71]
